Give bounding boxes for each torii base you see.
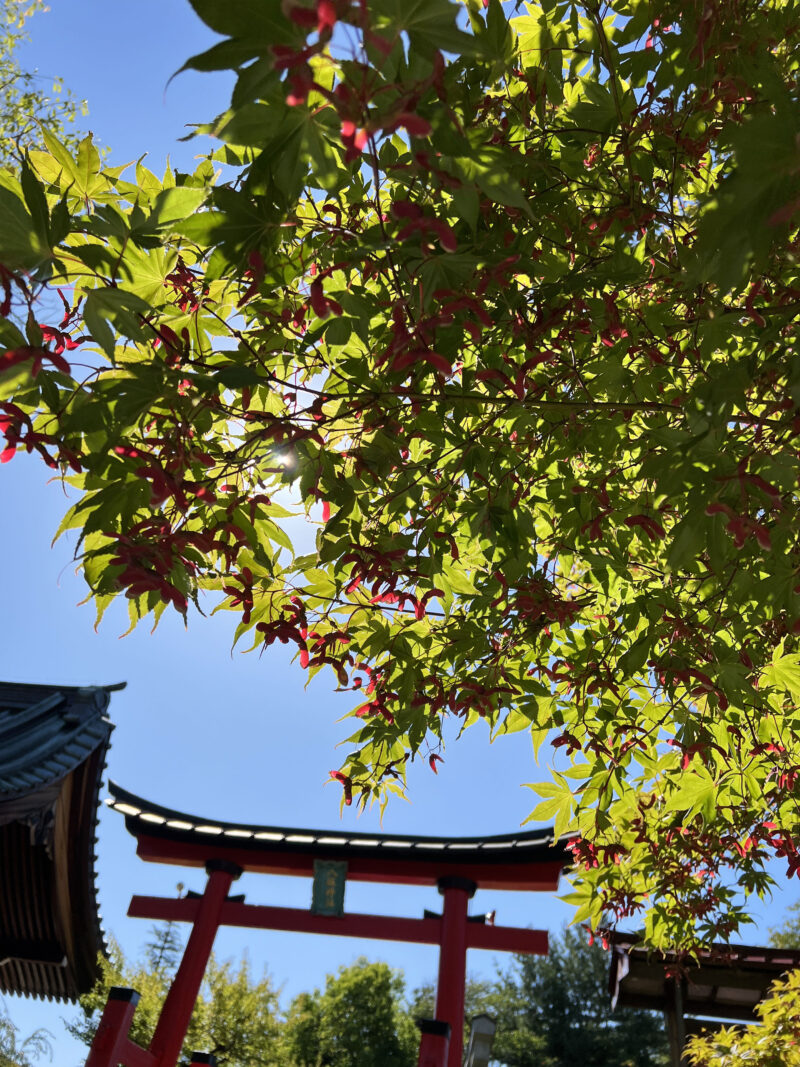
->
[417,1019,451,1067]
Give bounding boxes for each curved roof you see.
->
[108,782,569,891]
[0,681,123,1001]
[0,682,117,797]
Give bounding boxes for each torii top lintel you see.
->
[108,783,568,892]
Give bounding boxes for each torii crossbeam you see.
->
[87,783,569,1067]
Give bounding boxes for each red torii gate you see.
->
[88,783,569,1067]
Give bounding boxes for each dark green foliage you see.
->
[284,957,419,1067]
[144,920,183,977]
[490,927,668,1067]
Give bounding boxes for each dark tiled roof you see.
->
[0,681,123,1001]
[0,682,118,797]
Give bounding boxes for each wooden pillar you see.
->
[434,876,476,1067]
[85,987,141,1067]
[417,1019,451,1067]
[664,976,686,1067]
[149,861,241,1067]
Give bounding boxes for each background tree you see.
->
[284,957,418,1067]
[68,924,283,1067]
[3,0,800,951]
[489,927,667,1067]
[71,933,417,1067]
[0,1011,51,1067]
[282,992,323,1067]
[769,898,800,949]
[0,0,86,167]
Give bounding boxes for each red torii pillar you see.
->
[435,877,476,1067]
[148,861,240,1067]
[417,1019,451,1067]
[86,862,240,1067]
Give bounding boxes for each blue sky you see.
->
[4,2,798,1061]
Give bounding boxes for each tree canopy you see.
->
[492,926,667,1067]
[71,938,418,1067]
[2,0,800,950]
[284,957,419,1067]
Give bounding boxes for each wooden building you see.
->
[610,935,800,1064]
[0,680,122,1001]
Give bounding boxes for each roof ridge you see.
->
[107,780,558,847]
